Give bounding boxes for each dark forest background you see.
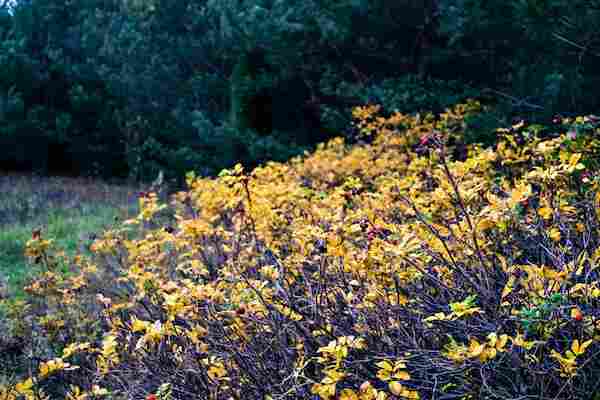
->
[1,0,599,182]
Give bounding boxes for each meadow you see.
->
[3,102,600,399]
[0,174,140,297]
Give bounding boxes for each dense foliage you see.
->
[1,0,600,180]
[3,102,600,398]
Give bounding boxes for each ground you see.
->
[0,173,139,297]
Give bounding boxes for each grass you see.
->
[0,172,141,298]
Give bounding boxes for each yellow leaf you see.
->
[538,206,553,220]
[340,389,359,400]
[568,153,582,167]
[572,339,593,356]
[131,318,149,333]
[501,276,515,299]
[476,218,495,231]
[394,370,411,381]
[15,378,34,395]
[548,228,561,242]
[468,339,486,358]
[376,360,393,371]
[510,183,531,206]
[496,334,509,350]
[389,381,404,396]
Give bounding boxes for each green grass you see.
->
[0,206,130,298]
[0,173,141,298]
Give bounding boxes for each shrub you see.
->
[4,102,600,399]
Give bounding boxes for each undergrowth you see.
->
[3,102,600,399]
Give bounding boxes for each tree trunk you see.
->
[229,51,252,131]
